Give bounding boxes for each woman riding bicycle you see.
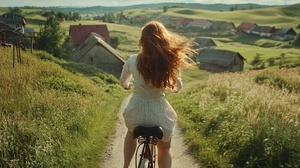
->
[120,21,196,168]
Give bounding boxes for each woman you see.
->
[120,21,195,168]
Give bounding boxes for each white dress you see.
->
[119,54,182,142]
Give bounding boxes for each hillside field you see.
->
[1,4,299,69]
[0,47,128,167]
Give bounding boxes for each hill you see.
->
[1,3,299,70]
[0,47,128,167]
[44,3,279,15]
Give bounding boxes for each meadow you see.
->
[167,67,300,167]
[1,3,300,167]
[0,47,128,167]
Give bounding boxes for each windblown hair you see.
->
[137,21,196,89]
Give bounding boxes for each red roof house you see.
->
[69,24,110,46]
[188,19,211,29]
[235,22,257,33]
[172,18,193,28]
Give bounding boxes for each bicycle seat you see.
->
[133,126,164,139]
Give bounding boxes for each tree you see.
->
[279,53,286,68]
[35,16,65,57]
[103,13,116,23]
[56,12,65,19]
[251,54,263,69]
[163,6,168,13]
[292,31,300,47]
[8,7,22,15]
[109,36,120,49]
[267,57,275,67]
[56,36,75,59]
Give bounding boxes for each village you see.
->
[0,10,298,76]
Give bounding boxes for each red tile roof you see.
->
[190,19,209,26]
[69,24,110,45]
[173,18,193,27]
[236,22,257,31]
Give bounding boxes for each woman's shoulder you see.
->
[126,54,138,63]
[129,54,138,60]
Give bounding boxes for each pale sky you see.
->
[0,0,299,7]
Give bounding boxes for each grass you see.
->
[167,67,300,168]
[0,47,128,167]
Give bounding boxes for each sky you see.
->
[0,0,299,7]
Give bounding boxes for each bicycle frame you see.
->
[133,126,163,168]
[136,136,157,168]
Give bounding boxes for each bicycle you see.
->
[133,126,164,168]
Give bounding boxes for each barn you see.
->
[198,49,246,72]
[194,37,217,49]
[71,32,125,78]
[271,28,297,41]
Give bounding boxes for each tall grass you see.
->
[167,67,300,167]
[0,47,127,167]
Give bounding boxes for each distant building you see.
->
[235,22,257,34]
[71,32,125,78]
[0,21,23,46]
[0,14,26,34]
[198,49,245,72]
[187,19,211,29]
[271,28,297,41]
[210,21,235,30]
[172,18,193,28]
[69,24,110,46]
[251,26,276,37]
[194,37,217,49]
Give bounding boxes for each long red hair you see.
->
[137,21,195,89]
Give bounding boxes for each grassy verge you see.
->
[167,67,300,167]
[0,47,128,167]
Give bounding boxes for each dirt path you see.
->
[100,94,201,168]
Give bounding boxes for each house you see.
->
[1,29,23,44]
[235,22,257,34]
[198,49,245,72]
[0,21,23,46]
[172,18,193,28]
[0,14,26,34]
[210,21,235,30]
[194,37,217,49]
[69,24,110,46]
[134,15,148,23]
[187,19,211,29]
[0,21,15,31]
[271,28,297,41]
[251,26,276,37]
[71,32,125,78]
[159,16,173,27]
